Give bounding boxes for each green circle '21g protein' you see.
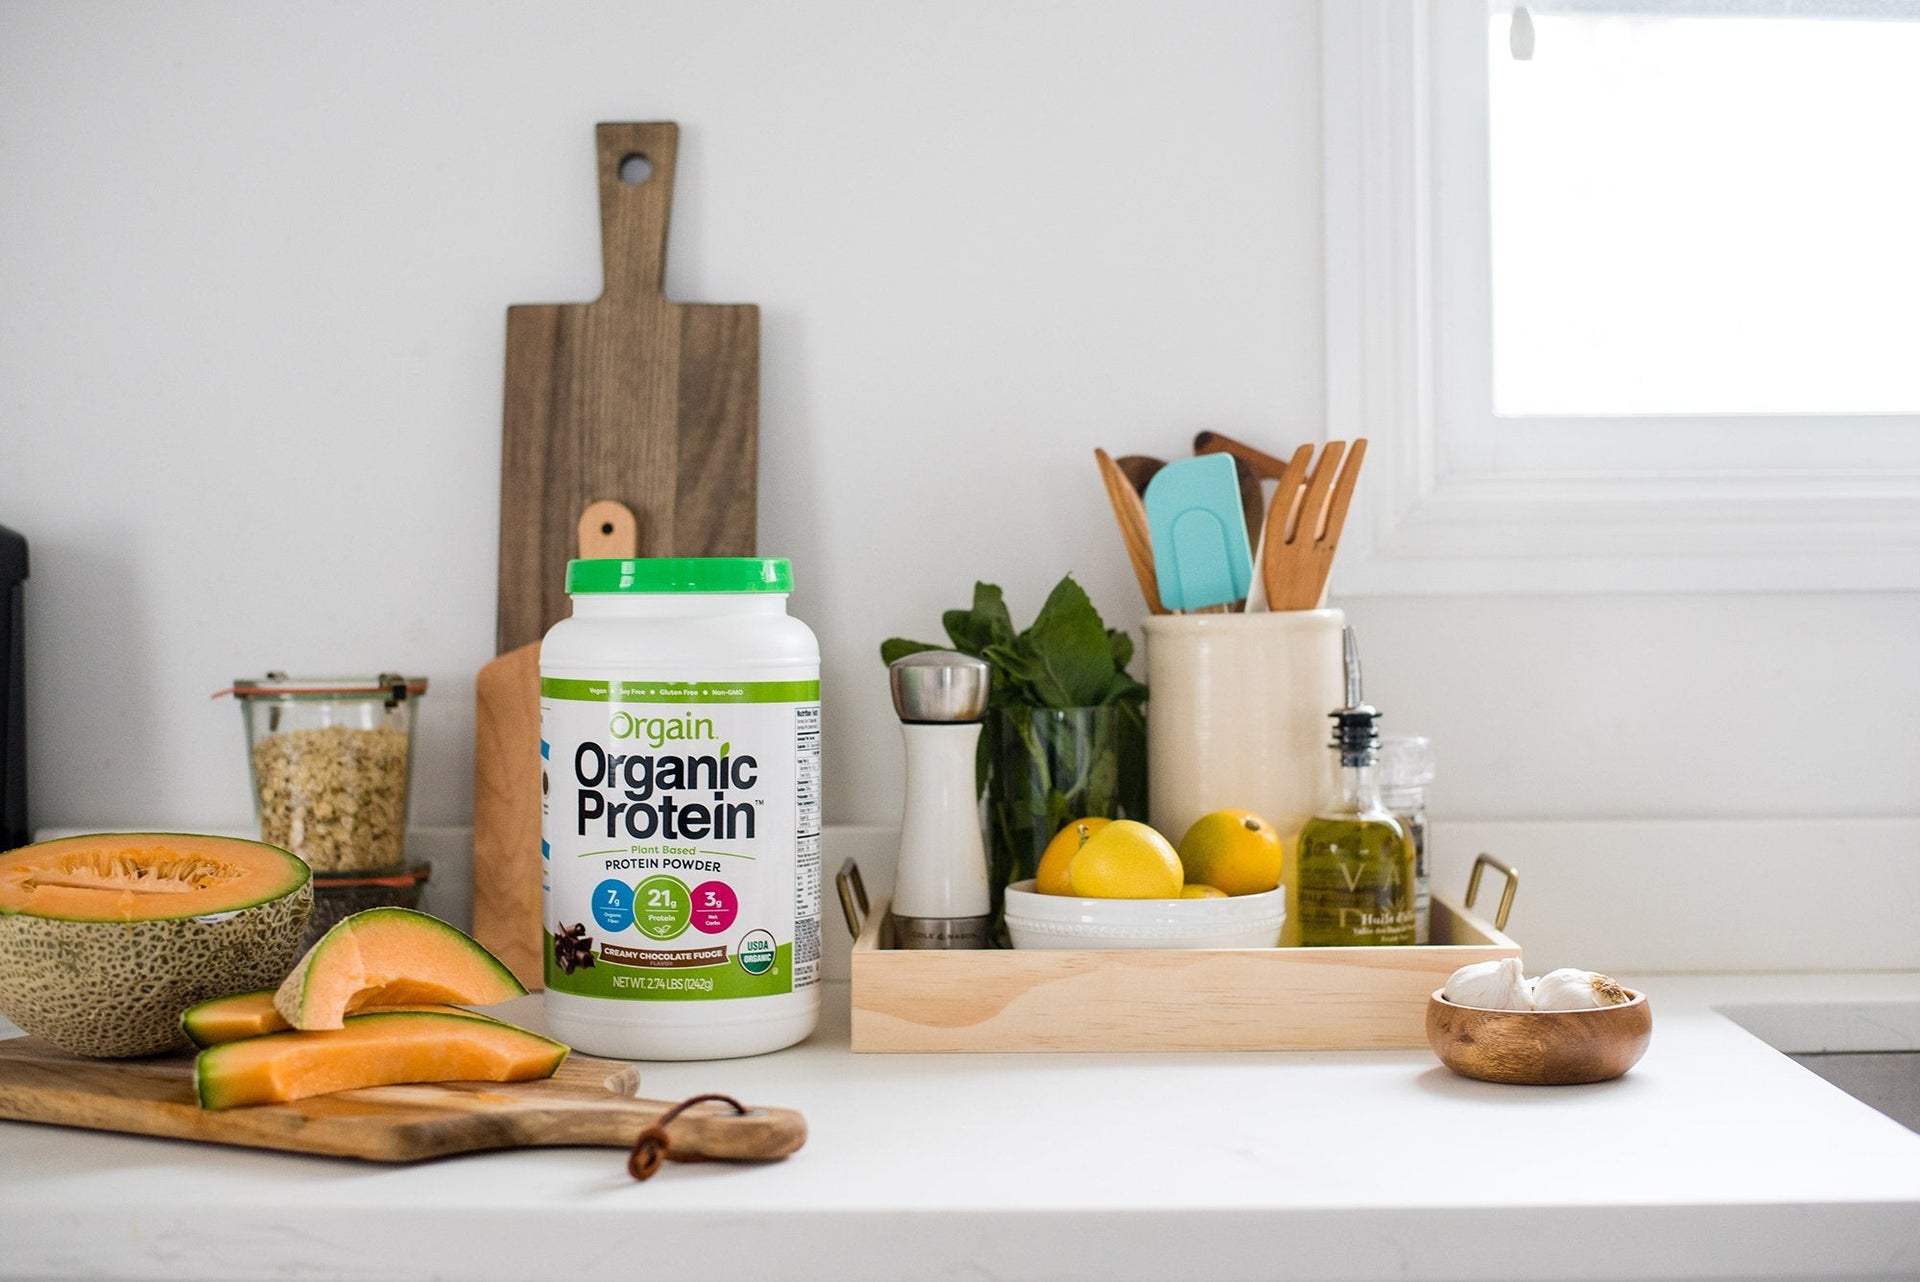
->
[540,558,822,1060]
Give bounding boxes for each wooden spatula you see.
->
[1095,447,1167,615]
[1195,430,1302,484]
[474,502,638,989]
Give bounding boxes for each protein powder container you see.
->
[540,557,821,1060]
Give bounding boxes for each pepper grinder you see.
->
[887,650,992,949]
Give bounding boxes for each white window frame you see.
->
[1322,0,1920,594]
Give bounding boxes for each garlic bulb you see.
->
[1442,957,1534,1010]
[1531,968,1632,1011]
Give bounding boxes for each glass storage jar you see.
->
[230,673,427,876]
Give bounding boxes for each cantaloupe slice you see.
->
[194,1009,568,1110]
[273,907,526,1030]
[181,989,500,1048]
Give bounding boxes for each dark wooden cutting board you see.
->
[0,1036,805,1164]
[496,121,758,654]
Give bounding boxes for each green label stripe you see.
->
[543,937,795,1001]
[542,678,820,704]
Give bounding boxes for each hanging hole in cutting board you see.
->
[619,154,653,185]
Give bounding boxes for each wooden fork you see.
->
[1261,438,1367,611]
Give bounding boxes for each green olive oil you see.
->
[1296,812,1414,946]
[1296,627,1416,947]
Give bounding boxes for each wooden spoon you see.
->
[1227,455,1262,551]
[1115,454,1164,494]
[1095,447,1166,615]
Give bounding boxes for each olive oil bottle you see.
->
[1296,628,1415,947]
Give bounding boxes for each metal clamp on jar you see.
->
[887,651,992,949]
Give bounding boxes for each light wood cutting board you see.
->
[474,502,637,989]
[496,121,759,656]
[0,1035,805,1164]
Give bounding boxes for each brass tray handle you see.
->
[1463,852,1518,932]
[836,859,869,937]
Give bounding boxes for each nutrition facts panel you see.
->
[792,703,822,986]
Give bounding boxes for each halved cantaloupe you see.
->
[181,989,501,1048]
[194,1009,568,1109]
[273,906,526,1030]
[0,833,312,1057]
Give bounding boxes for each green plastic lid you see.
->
[565,557,794,594]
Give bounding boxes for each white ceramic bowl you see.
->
[1002,879,1286,950]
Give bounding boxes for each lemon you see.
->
[1067,820,1183,899]
[1036,818,1111,895]
[1176,809,1283,897]
[1180,884,1228,899]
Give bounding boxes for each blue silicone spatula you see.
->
[1142,453,1255,611]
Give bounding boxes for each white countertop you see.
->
[3,972,1918,1282]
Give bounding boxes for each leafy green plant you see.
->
[881,576,1148,921]
[879,576,1145,713]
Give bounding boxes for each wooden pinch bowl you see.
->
[1425,990,1652,1085]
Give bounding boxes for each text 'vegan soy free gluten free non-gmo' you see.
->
[540,558,821,1060]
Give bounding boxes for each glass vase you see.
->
[985,703,1147,928]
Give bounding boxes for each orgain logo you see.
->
[607,710,717,748]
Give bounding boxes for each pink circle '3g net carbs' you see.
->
[690,880,739,934]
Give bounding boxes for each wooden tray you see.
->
[844,859,1521,1054]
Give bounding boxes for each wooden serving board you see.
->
[474,502,638,988]
[496,121,758,655]
[0,1037,805,1164]
[471,641,545,986]
[848,892,1520,1054]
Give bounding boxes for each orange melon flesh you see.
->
[273,906,526,1030]
[0,832,308,922]
[194,1010,568,1110]
[181,989,500,1048]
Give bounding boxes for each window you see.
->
[1489,6,1920,419]
[1323,0,1920,593]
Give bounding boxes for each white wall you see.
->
[1,0,1321,832]
[3,3,1914,961]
